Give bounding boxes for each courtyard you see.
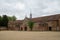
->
[0,31,60,40]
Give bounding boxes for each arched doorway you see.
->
[24,27,27,31]
[21,27,23,31]
[49,27,52,31]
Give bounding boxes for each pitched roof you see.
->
[31,14,60,22]
[8,14,60,24]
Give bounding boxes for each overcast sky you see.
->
[0,0,60,20]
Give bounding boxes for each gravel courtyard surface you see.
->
[0,31,60,40]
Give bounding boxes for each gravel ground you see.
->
[0,31,60,40]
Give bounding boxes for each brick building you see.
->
[8,14,60,31]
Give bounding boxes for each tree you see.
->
[0,16,2,26]
[8,16,16,21]
[0,15,16,28]
[8,16,12,21]
[12,16,16,21]
[1,15,8,28]
[28,20,34,31]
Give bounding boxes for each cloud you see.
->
[15,2,25,10]
[0,0,60,20]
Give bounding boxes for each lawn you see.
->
[0,31,60,40]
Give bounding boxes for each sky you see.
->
[0,0,60,20]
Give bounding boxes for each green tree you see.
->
[12,16,16,21]
[8,16,12,21]
[8,16,16,21]
[1,15,8,28]
[0,16,2,26]
[28,21,34,31]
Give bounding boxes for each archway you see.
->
[49,27,52,31]
[24,27,27,31]
[21,27,23,31]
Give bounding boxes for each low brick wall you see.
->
[0,27,7,31]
